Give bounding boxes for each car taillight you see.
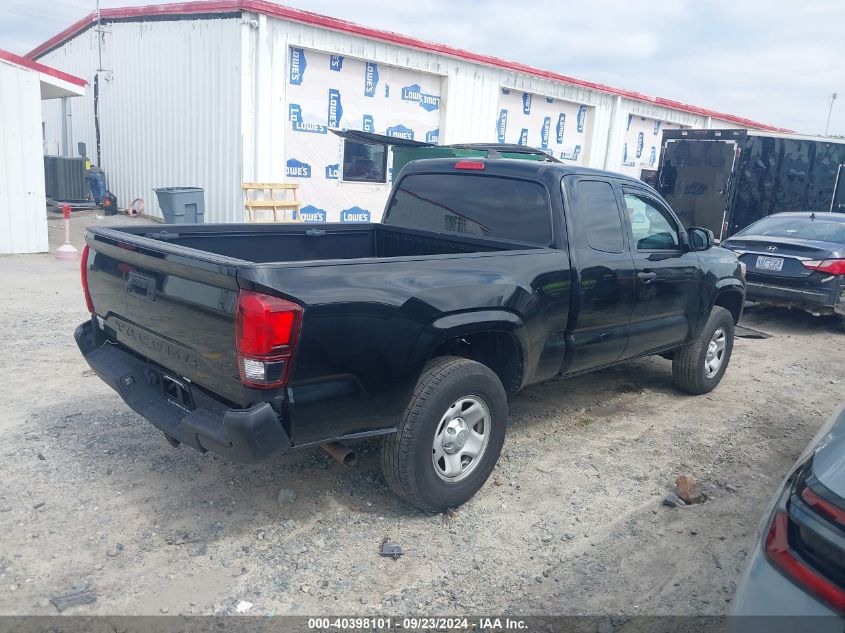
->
[801,259,845,275]
[764,463,845,613]
[801,486,845,527]
[81,244,95,314]
[235,290,302,389]
[765,510,845,611]
[454,160,485,170]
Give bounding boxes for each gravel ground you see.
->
[0,211,843,616]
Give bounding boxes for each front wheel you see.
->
[672,306,735,395]
[381,356,507,513]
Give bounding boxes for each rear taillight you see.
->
[765,510,845,611]
[801,259,845,275]
[801,486,845,528]
[235,290,302,389]
[764,464,845,613]
[81,244,95,314]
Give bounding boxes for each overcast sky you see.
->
[2,0,843,135]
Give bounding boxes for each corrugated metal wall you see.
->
[36,11,745,226]
[0,60,49,254]
[40,17,243,222]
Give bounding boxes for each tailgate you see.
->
[85,228,246,405]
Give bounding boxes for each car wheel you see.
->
[672,306,735,395]
[381,356,507,513]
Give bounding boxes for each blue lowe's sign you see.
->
[298,204,326,222]
[387,124,414,140]
[289,104,327,134]
[522,92,532,114]
[286,158,311,178]
[363,114,375,133]
[325,163,339,179]
[561,145,581,161]
[426,128,440,144]
[518,128,528,146]
[340,206,371,223]
[289,47,306,85]
[540,116,551,149]
[649,147,657,167]
[577,105,587,133]
[364,61,379,97]
[497,109,508,143]
[636,131,644,158]
[556,113,566,144]
[401,83,441,112]
[327,89,343,128]
[653,120,662,135]
[330,55,344,71]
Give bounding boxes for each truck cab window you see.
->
[623,192,680,250]
[386,174,552,245]
[574,180,624,253]
[342,140,387,183]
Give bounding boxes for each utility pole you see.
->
[96,0,103,71]
[825,92,838,136]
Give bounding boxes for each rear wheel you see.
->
[381,356,507,513]
[672,306,735,395]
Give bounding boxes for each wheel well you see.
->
[430,331,523,395]
[714,290,743,324]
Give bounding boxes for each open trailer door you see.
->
[656,137,739,241]
[832,164,845,212]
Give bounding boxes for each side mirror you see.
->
[688,227,714,251]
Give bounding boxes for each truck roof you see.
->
[399,157,649,188]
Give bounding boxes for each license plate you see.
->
[755,255,784,272]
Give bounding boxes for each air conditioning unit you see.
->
[44,156,88,202]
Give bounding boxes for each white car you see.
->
[731,403,845,631]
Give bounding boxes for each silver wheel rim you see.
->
[432,395,491,483]
[704,327,727,378]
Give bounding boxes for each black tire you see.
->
[672,306,735,395]
[381,356,507,513]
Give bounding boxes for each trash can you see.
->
[153,187,205,224]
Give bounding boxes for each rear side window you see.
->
[573,180,624,253]
[385,174,552,245]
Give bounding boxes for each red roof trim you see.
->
[26,0,787,132]
[0,48,87,87]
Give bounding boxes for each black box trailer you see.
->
[655,129,845,240]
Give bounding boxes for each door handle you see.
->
[126,271,156,302]
[637,271,657,284]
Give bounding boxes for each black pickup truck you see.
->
[76,158,746,512]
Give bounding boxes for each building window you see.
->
[342,140,387,183]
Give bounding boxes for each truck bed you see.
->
[99,223,533,264]
[83,222,549,419]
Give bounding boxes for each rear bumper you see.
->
[75,320,292,463]
[745,278,845,316]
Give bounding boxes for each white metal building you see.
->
[31,1,786,224]
[0,50,86,254]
